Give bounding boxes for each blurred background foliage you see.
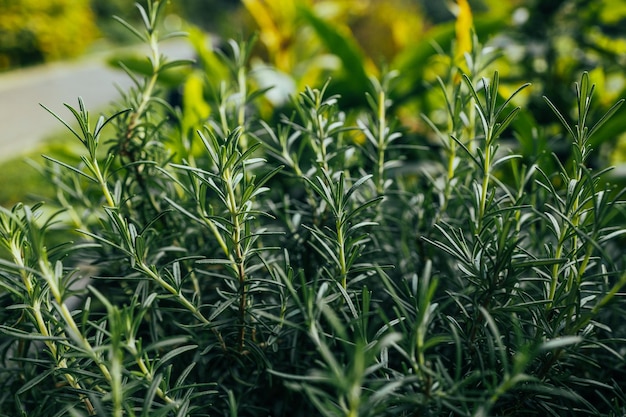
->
[104,0,626,175]
[90,0,240,43]
[0,0,98,69]
[1,0,626,204]
[0,0,238,69]
[182,0,626,183]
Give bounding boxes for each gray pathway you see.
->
[0,39,195,162]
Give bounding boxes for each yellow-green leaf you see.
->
[455,0,474,61]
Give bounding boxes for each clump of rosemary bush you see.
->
[1,1,625,416]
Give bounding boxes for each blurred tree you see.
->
[0,0,99,70]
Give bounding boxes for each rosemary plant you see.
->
[1,1,625,416]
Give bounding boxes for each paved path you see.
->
[0,39,195,162]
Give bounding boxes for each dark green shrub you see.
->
[1,1,626,416]
[0,0,98,70]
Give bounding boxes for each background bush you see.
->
[0,0,98,70]
[0,0,240,70]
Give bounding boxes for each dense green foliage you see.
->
[0,0,98,70]
[1,1,626,416]
[0,0,238,70]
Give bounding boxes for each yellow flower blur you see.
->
[455,0,473,68]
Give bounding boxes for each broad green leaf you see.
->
[298,4,372,97]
